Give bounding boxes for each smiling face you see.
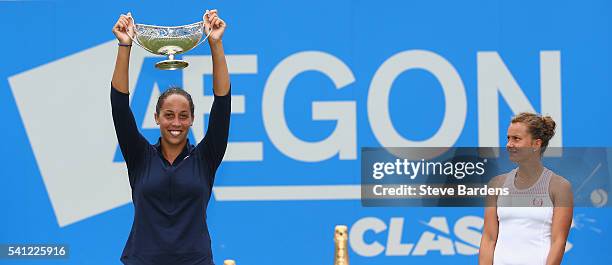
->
[154,94,193,147]
[506,122,543,162]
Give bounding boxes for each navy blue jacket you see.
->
[111,85,230,265]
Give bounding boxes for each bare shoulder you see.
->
[488,174,507,188]
[549,173,572,193]
[549,173,573,206]
[482,174,507,207]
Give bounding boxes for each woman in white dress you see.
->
[479,113,573,265]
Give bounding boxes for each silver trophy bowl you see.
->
[129,17,210,70]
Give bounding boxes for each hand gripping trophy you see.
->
[126,11,217,70]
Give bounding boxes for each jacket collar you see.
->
[154,137,194,166]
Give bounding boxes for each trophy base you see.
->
[155,59,189,70]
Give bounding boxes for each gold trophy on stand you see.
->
[334,225,350,265]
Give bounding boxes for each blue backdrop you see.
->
[1,0,611,264]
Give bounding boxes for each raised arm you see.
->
[206,9,230,96]
[196,10,231,179]
[110,13,149,185]
[111,12,133,93]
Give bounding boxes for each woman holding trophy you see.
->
[110,10,230,265]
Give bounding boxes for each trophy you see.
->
[128,14,212,70]
[223,260,236,265]
[334,225,350,265]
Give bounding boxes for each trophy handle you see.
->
[125,15,157,54]
[191,9,213,49]
[192,21,213,49]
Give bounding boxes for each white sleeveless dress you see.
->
[494,168,554,265]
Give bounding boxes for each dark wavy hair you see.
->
[155,86,194,117]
